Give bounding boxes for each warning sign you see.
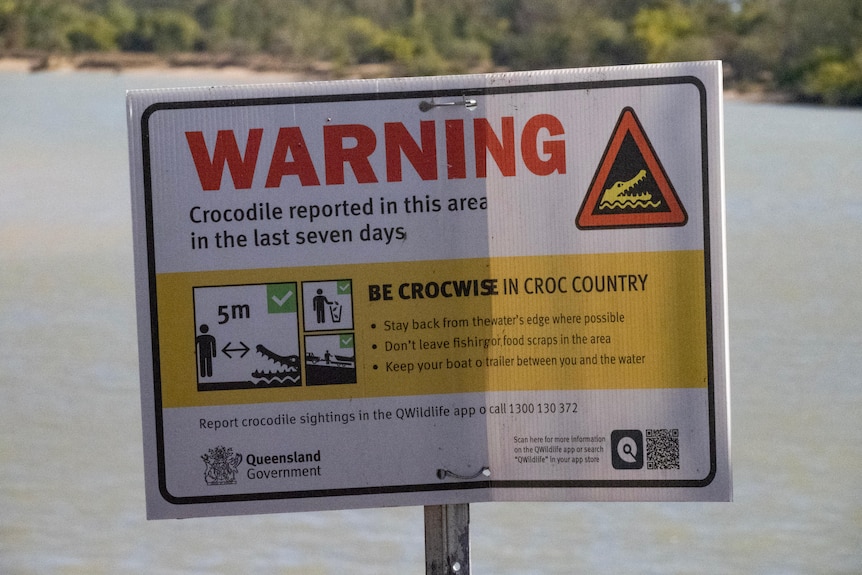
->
[577,107,687,229]
[129,62,730,519]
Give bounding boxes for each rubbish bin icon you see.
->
[328,301,342,323]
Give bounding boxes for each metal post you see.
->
[424,504,471,575]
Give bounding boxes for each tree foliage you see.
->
[2,0,861,104]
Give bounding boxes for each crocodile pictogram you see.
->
[255,344,301,369]
[252,344,302,387]
[598,169,661,211]
[577,107,687,229]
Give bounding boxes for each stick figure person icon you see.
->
[196,324,217,378]
[312,289,333,324]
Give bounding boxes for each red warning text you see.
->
[184,114,567,191]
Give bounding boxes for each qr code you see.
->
[646,429,679,469]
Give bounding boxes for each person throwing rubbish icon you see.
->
[312,289,333,324]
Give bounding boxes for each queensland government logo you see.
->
[201,445,242,485]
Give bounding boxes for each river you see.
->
[1,67,860,574]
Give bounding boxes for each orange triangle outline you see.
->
[577,107,687,229]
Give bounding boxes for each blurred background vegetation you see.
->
[1,0,861,105]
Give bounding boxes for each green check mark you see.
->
[267,283,296,313]
[339,334,354,348]
[337,280,352,295]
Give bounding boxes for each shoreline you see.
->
[0,52,791,103]
[0,51,397,82]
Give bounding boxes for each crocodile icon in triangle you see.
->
[577,107,687,229]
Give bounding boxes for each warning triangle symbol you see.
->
[577,107,687,229]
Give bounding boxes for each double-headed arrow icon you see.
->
[221,341,250,358]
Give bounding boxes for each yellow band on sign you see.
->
[156,250,707,408]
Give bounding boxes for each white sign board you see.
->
[128,62,730,519]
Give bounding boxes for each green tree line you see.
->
[2,0,861,104]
